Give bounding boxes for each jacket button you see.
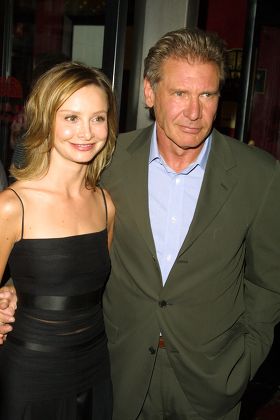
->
[159,300,167,308]
[148,346,156,355]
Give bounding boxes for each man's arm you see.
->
[245,160,280,377]
[0,286,16,344]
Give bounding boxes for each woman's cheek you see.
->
[58,126,75,140]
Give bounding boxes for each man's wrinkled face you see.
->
[144,57,220,157]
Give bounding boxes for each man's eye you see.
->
[200,92,218,98]
[174,91,184,97]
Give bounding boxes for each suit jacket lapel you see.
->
[124,125,157,257]
[179,129,238,256]
[119,127,238,264]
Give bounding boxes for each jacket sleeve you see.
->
[244,160,280,377]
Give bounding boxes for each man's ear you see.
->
[143,78,155,108]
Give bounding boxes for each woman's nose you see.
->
[77,121,93,140]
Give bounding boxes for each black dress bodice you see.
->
[0,230,112,419]
[8,231,110,346]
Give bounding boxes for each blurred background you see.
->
[0,0,279,172]
[0,1,280,418]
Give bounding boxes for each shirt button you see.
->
[166,254,172,262]
[171,216,176,224]
[175,178,180,185]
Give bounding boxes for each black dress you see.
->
[0,190,112,420]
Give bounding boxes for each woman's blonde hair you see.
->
[10,61,117,188]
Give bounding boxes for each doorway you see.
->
[0,0,133,170]
[234,0,280,160]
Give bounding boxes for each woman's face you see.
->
[53,84,108,165]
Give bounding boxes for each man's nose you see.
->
[183,96,201,120]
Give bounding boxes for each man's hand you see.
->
[0,286,17,344]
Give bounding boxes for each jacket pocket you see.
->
[202,321,249,359]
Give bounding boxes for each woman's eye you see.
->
[65,115,78,122]
[93,115,106,122]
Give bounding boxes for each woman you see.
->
[0,61,116,419]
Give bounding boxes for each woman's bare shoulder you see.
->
[98,187,115,213]
[98,187,113,202]
[0,187,22,217]
[0,186,24,242]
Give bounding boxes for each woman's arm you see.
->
[0,189,22,343]
[103,189,115,250]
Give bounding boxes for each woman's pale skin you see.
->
[0,84,115,342]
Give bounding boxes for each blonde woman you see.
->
[0,61,116,419]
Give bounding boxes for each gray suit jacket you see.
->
[101,125,280,419]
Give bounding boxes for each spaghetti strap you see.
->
[99,187,108,227]
[7,188,24,239]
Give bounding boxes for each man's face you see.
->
[144,57,220,158]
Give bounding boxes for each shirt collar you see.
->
[149,123,212,173]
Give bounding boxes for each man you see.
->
[1,28,280,419]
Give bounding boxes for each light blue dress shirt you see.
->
[148,125,212,284]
